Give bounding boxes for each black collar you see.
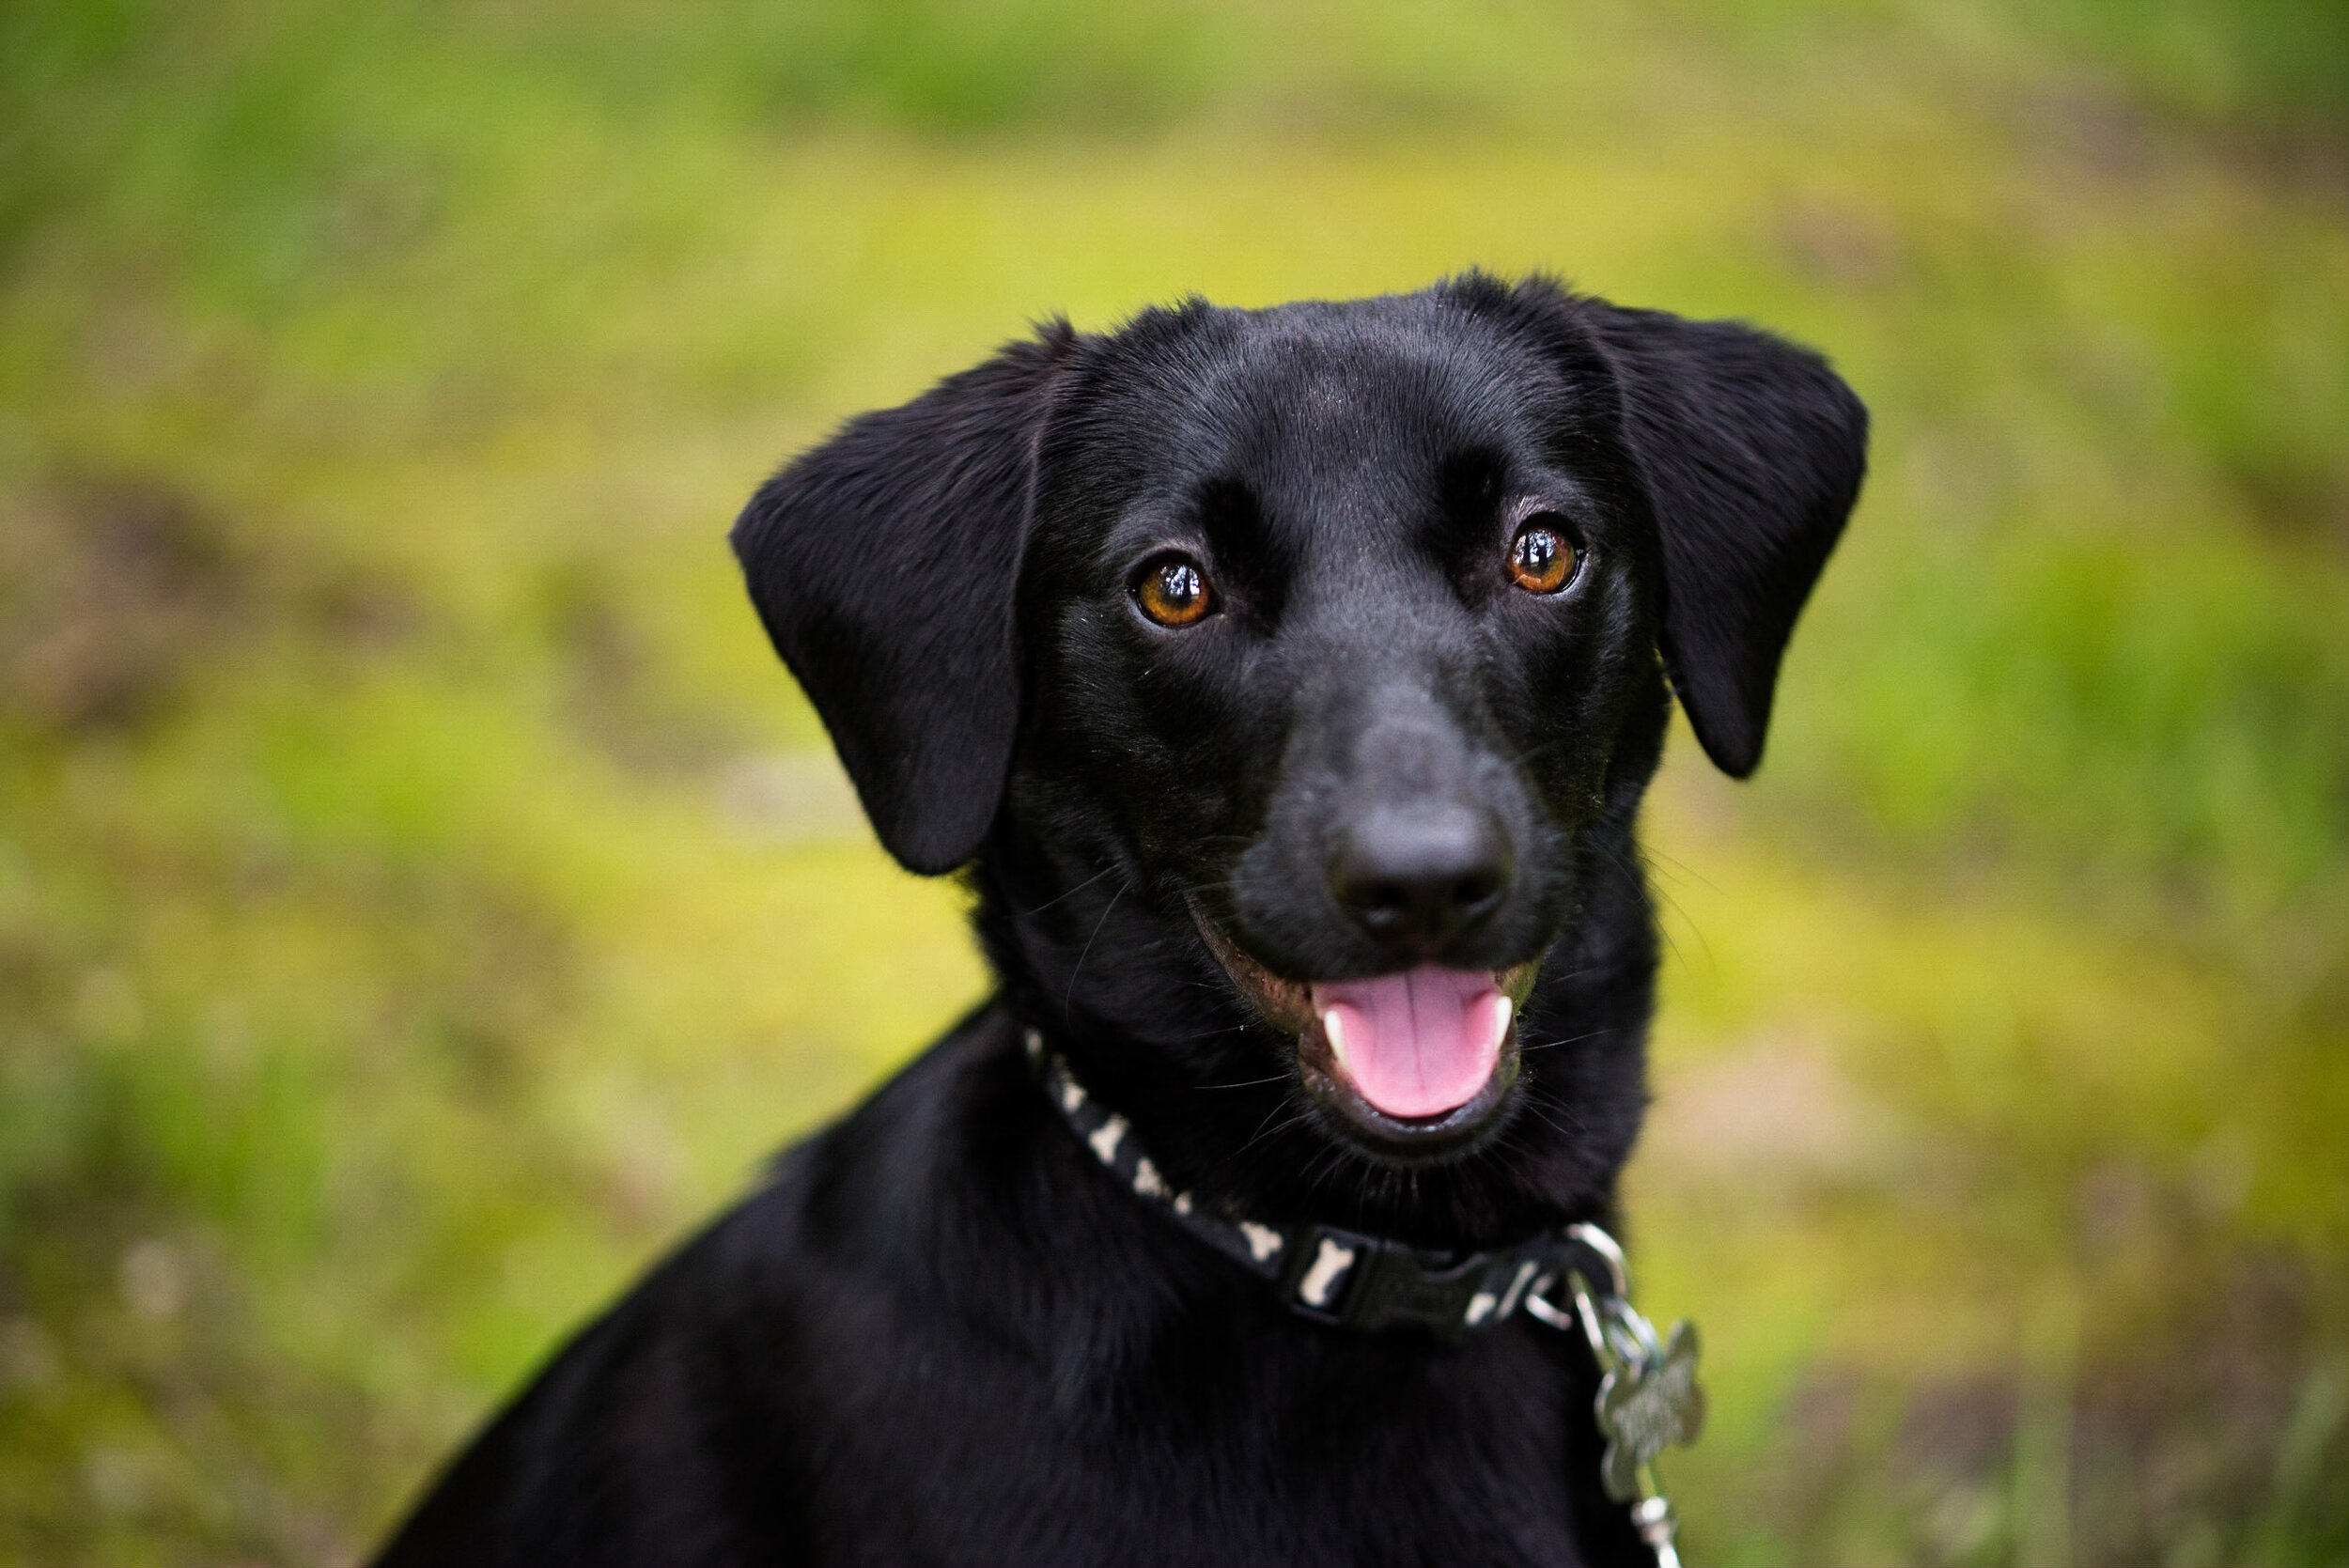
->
[1025,1027,1626,1342]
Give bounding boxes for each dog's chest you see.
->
[784,1296,1602,1566]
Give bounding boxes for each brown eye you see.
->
[1134,554,1213,627]
[1507,519,1578,594]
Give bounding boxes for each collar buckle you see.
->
[1278,1222,1550,1340]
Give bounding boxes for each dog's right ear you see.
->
[730,325,1077,875]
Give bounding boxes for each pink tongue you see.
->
[1310,966,1512,1120]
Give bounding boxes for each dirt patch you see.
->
[0,474,247,733]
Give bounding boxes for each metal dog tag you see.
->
[1523,1226,1703,1567]
[1595,1318,1705,1503]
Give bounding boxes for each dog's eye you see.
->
[1506,519,1578,595]
[1133,554,1213,628]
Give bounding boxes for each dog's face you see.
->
[735,276,1865,1190]
[1014,301,1665,1157]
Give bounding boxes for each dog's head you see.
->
[734,275,1864,1219]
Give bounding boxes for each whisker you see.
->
[1241,1099,1315,1152]
[1517,1027,1610,1056]
[1515,1099,1587,1141]
[1020,862,1121,917]
[1197,1071,1290,1091]
[1173,1021,1253,1044]
[1062,881,1128,1017]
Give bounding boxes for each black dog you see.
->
[375,273,1866,1567]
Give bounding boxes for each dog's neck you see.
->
[966,729,1669,1252]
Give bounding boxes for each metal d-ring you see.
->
[1521,1224,1696,1568]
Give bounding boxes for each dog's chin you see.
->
[1190,911,1540,1168]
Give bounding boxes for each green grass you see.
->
[1,1,2345,1562]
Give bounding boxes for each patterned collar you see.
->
[1024,1024,1707,1567]
[1026,1025,1612,1339]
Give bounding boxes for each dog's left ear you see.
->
[730,325,1076,874]
[1576,300,1869,777]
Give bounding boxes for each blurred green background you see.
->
[3,0,2346,1562]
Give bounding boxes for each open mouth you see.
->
[1309,968,1516,1119]
[1191,912,1537,1157]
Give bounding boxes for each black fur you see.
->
[375,274,1867,1567]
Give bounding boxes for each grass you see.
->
[1,1,2344,1561]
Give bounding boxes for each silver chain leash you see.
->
[1523,1222,1705,1568]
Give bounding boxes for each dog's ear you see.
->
[730,325,1075,874]
[1576,300,1868,777]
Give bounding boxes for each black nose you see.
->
[1327,804,1513,950]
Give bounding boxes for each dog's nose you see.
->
[1327,804,1513,950]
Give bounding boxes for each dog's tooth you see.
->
[1321,1008,1347,1065]
[1491,995,1514,1048]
